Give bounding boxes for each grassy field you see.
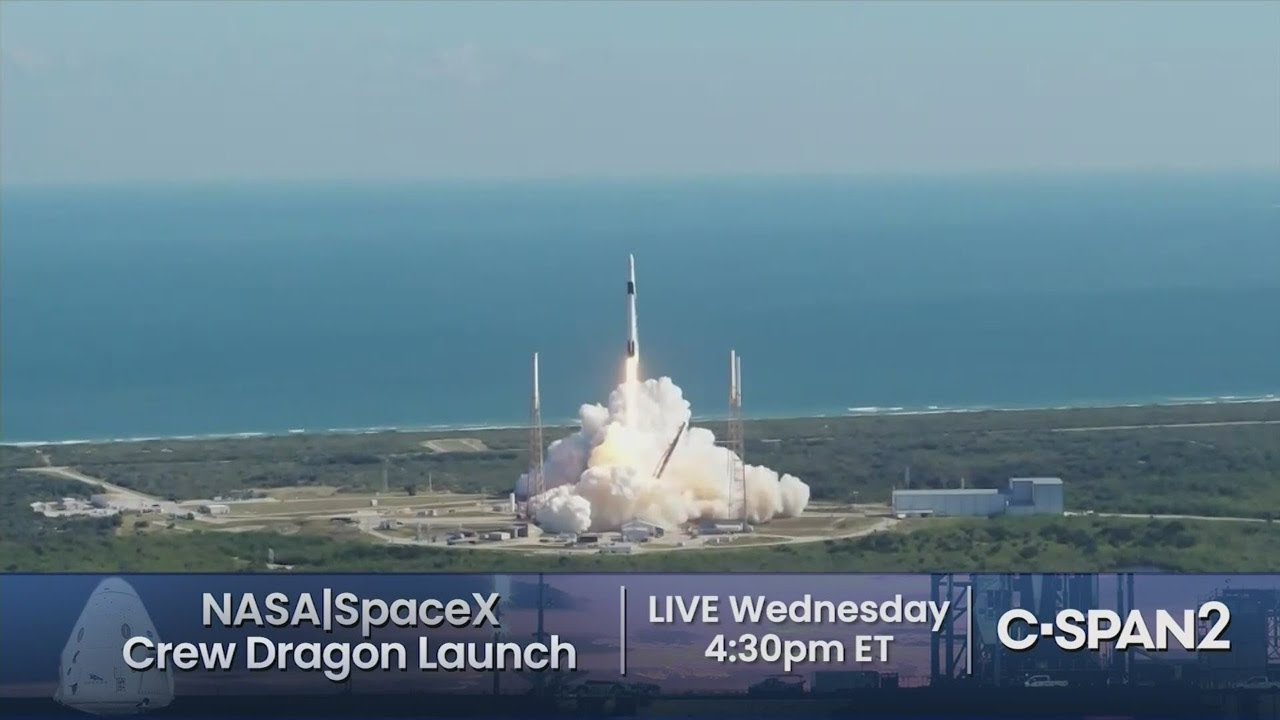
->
[4,469,1276,573]
[3,401,1278,518]
[3,401,1279,572]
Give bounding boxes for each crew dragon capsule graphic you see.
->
[56,577,175,716]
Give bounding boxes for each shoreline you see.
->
[3,392,1277,448]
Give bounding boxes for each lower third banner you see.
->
[1,572,1277,719]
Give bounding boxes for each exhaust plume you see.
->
[516,376,810,534]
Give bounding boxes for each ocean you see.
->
[2,172,1277,444]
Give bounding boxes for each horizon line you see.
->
[4,166,1279,191]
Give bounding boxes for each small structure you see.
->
[577,534,602,545]
[599,543,636,555]
[621,519,665,543]
[555,532,579,544]
[697,520,743,536]
[1005,477,1065,516]
[512,523,543,539]
[199,503,231,516]
[481,531,512,542]
[446,530,478,546]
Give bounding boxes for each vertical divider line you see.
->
[620,585,628,676]
[966,584,974,675]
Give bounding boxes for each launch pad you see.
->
[516,254,813,538]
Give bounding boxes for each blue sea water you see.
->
[2,173,1278,443]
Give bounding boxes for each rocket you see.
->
[531,352,541,412]
[626,254,639,359]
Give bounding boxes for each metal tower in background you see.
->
[526,353,546,511]
[932,573,1106,687]
[492,574,511,695]
[728,350,747,527]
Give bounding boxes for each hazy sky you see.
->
[2,0,1277,185]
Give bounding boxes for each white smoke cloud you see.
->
[517,377,810,534]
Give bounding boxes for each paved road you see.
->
[1051,419,1280,433]
[359,515,900,555]
[19,466,162,503]
[18,465,191,516]
[1067,511,1271,524]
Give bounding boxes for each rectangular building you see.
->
[621,519,665,543]
[1006,477,1064,516]
[892,477,1064,518]
[512,523,542,539]
[698,520,745,535]
[892,489,1006,518]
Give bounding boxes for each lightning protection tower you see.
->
[526,353,546,515]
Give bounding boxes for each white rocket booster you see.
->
[729,349,744,405]
[532,352,541,411]
[626,254,639,359]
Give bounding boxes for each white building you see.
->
[199,504,231,516]
[891,477,1065,518]
[600,543,636,555]
[621,519,665,543]
[697,520,744,535]
[513,523,543,539]
[482,531,512,542]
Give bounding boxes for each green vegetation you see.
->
[3,401,1277,519]
[731,403,1280,518]
[3,401,1279,572]
[4,466,1277,573]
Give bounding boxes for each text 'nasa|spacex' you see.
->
[201,591,501,638]
[121,591,578,682]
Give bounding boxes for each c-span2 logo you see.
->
[997,602,1230,652]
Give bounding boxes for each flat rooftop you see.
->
[892,489,1000,496]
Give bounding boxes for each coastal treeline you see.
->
[8,401,1277,519]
